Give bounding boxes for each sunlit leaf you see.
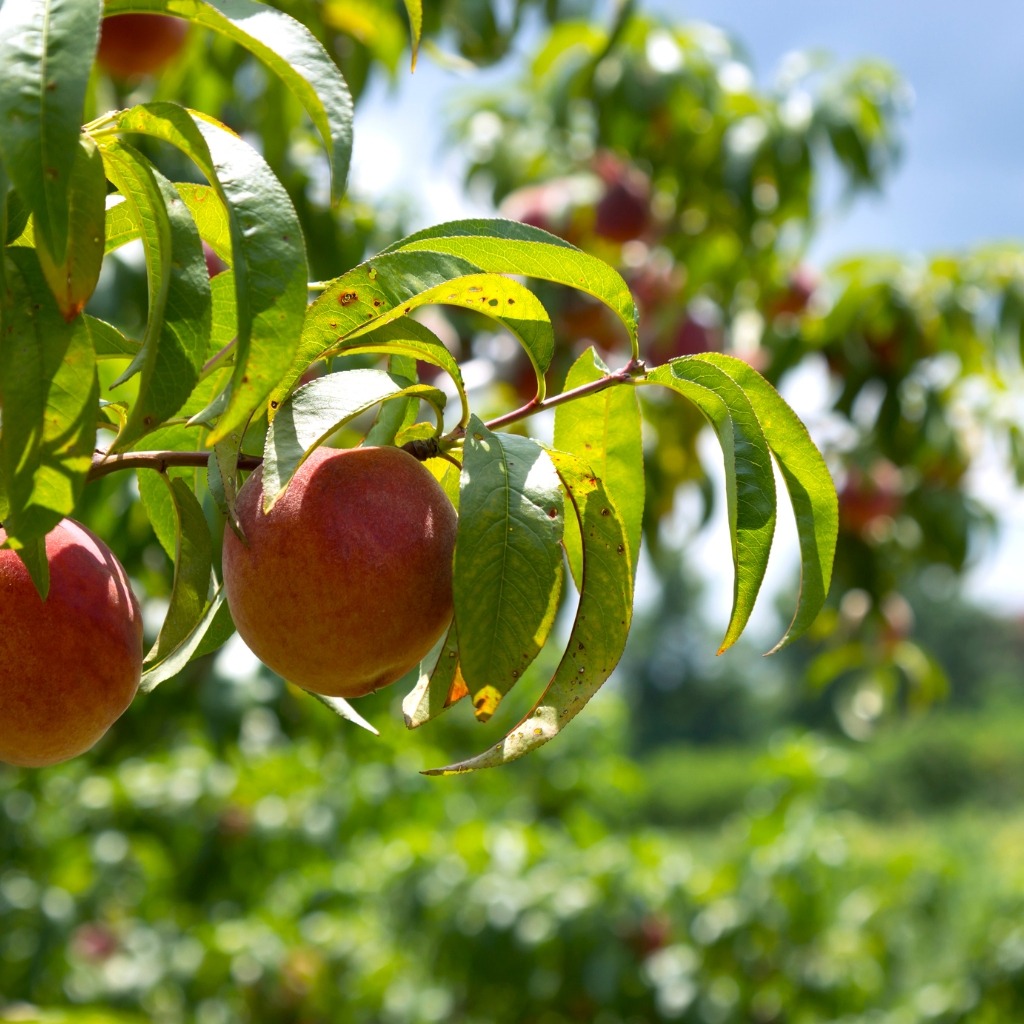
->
[554,346,643,585]
[385,218,640,358]
[344,272,556,400]
[106,103,307,443]
[304,690,380,735]
[401,0,422,69]
[262,368,446,510]
[331,315,470,427]
[280,249,480,405]
[101,140,211,449]
[104,0,353,199]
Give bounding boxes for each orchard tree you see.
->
[0,0,840,772]
[454,11,1024,728]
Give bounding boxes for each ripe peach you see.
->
[0,520,143,767]
[96,14,189,79]
[222,446,458,699]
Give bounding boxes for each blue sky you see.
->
[670,0,1024,261]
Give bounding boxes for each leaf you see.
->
[553,346,644,586]
[384,218,640,358]
[641,357,777,652]
[0,248,98,564]
[4,535,50,602]
[104,0,353,200]
[206,435,243,536]
[136,470,177,562]
[142,475,214,668]
[331,315,469,427]
[85,314,140,359]
[35,134,106,320]
[303,691,380,735]
[101,140,211,449]
[425,450,633,774]
[0,0,101,260]
[693,352,838,649]
[262,368,446,510]
[363,355,418,446]
[107,102,307,443]
[105,182,231,262]
[189,594,236,661]
[140,586,227,693]
[175,182,231,261]
[401,0,423,69]
[452,417,565,721]
[402,625,465,729]
[279,249,480,405]
[344,272,556,400]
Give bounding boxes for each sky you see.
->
[349,0,1024,618]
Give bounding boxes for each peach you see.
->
[96,14,189,79]
[0,520,143,767]
[222,445,458,699]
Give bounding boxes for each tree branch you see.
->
[483,360,644,431]
[86,361,647,481]
[87,450,262,482]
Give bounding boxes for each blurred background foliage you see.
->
[5,0,1024,1019]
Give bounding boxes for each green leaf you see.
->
[175,182,231,262]
[189,593,236,661]
[303,691,379,735]
[553,346,644,586]
[364,355,418,446]
[280,249,480,405]
[401,0,423,69]
[206,434,243,536]
[0,247,98,555]
[330,315,469,426]
[425,450,633,774]
[693,352,838,650]
[107,102,307,443]
[140,585,227,693]
[402,625,466,729]
[385,218,640,358]
[452,417,564,721]
[137,470,177,562]
[104,0,353,200]
[262,368,446,510]
[101,140,211,449]
[142,475,213,670]
[35,134,105,319]
[344,272,556,400]
[641,357,777,652]
[4,534,50,602]
[0,0,102,260]
[85,314,140,359]
[106,183,231,263]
